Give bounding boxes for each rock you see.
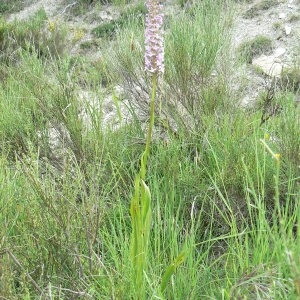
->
[252,55,284,77]
[279,13,286,19]
[252,48,288,77]
[274,47,286,57]
[273,48,286,57]
[285,25,292,35]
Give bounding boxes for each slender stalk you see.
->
[1,249,46,299]
[274,159,282,222]
[141,74,157,181]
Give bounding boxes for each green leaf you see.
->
[112,88,123,123]
[141,179,152,250]
[130,175,152,294]
[160,251,185,294]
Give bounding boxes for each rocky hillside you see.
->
[4,0,300,108]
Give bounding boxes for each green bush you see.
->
[0,0,32,14]
[243,0,277,19]
[66,0,133,16]
[238,35,273,63]
[92,2,146,38]
[0,9,67,63]
[0,3,9,13]
[281,66,300,93]
[92,21,117,38]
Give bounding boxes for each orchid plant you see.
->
[129,1,184,298]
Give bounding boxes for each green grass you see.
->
[92,2,146,38]
[238,35,273,63]
[0,0,38,15]
[281,66,300,93]
[0,9,68,64]
[243,0,278,19]
[64,0,133,16]
[0,0,299,299]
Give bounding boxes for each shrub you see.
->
[92,2,146,38]
[238,35,273,63]
[281,66,300,93]
[0,9,67,64]
[243,0,277,19]
[66,0,133,16]
[0,0,32,14]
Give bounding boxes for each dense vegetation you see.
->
[0,0,299,299]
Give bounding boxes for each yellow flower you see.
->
[265,133,270,140]
[274,153,280,160]
[260,139,281,162]
[48,18,56,32]
[73,29,85,42]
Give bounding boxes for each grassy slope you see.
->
[0,0,299,299]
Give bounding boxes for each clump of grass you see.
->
[92,21,117,38]
[244,0,278,19]
[0,0,38,14]
[0,9,67,63]
[289,13,300,22]
[92,2,146,38]
[0,3,9,13]
[281,66,300,93]
[238,35,273,63]
[178,0,193,8]
[234,0,253,2]
[80,39,100,49]
[272,21,282,30]
[65,0,132,16]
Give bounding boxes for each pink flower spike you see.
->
[145,0,164,75]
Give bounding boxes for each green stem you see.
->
[141,74,157,181]
[275,160,282,222]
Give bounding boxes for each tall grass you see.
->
[0,0,299,299]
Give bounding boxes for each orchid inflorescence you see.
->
[145,0,164,75]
